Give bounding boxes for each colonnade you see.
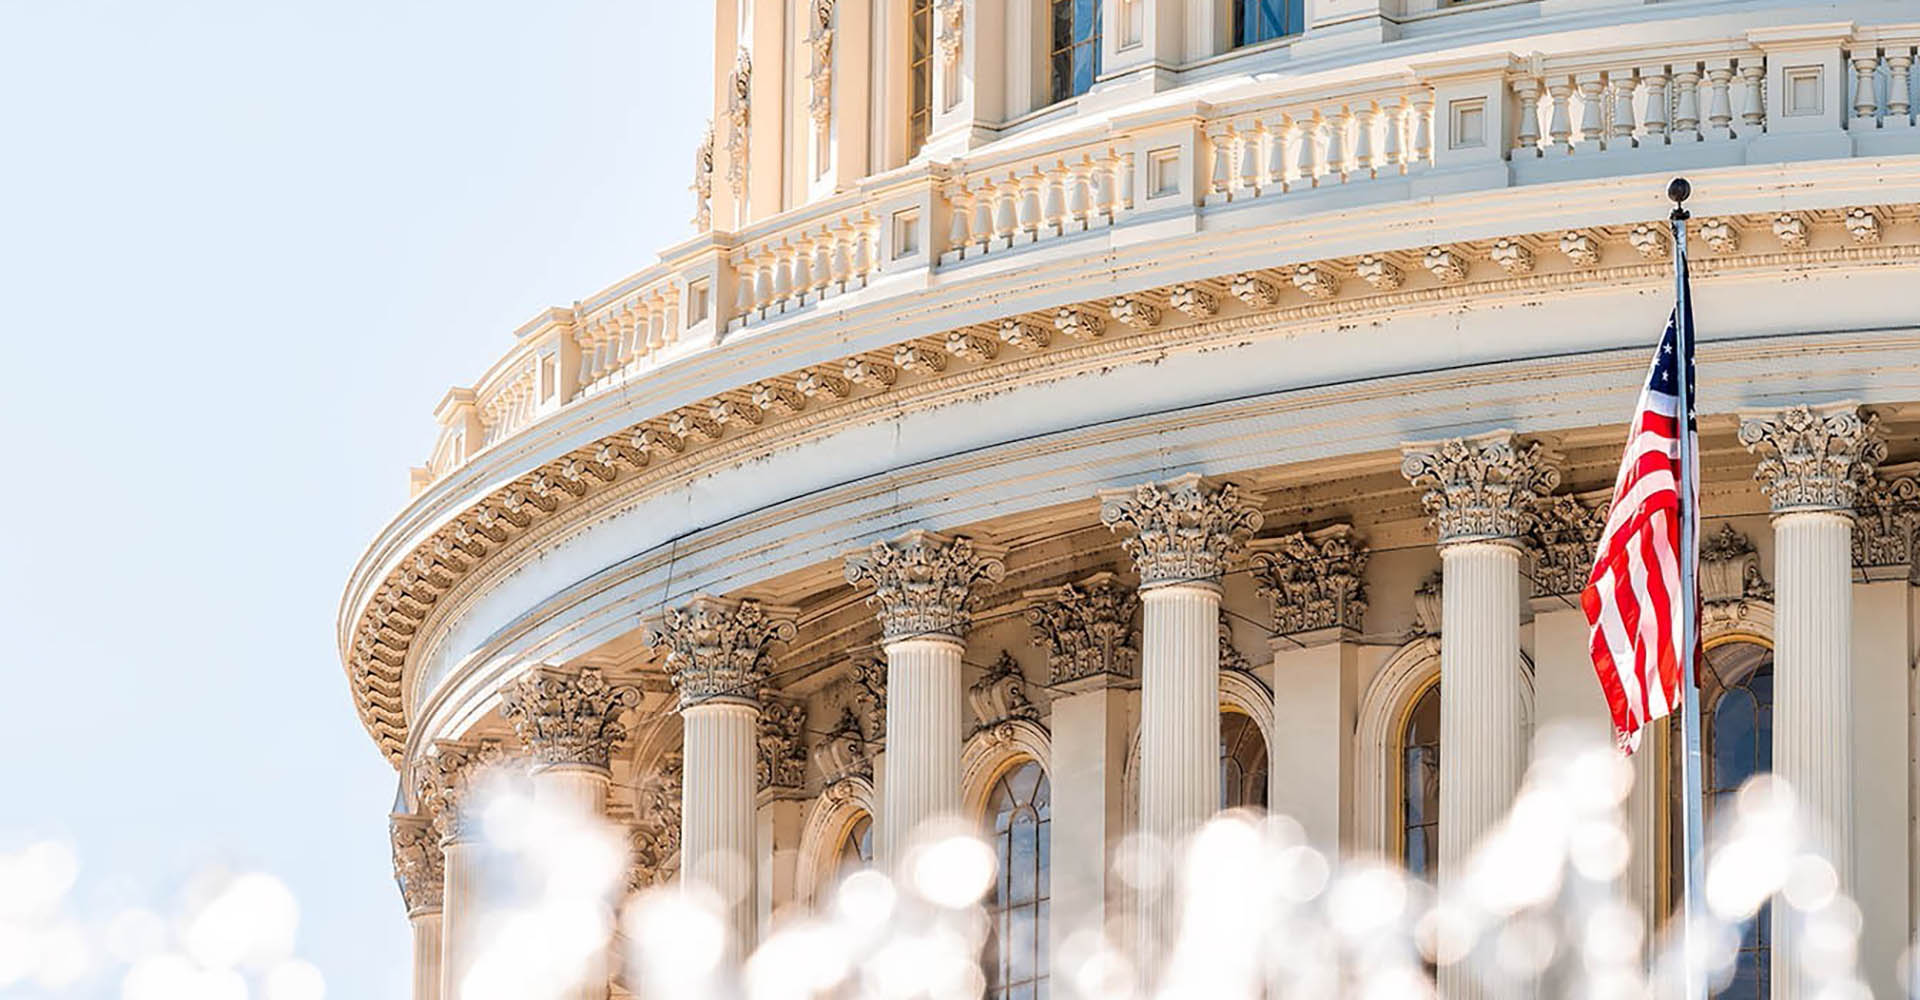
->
[388,400,1890,999]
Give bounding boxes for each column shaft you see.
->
[533,766,612,1000]
[880,636,965,860]
[1137,581,1222,953]
[410,911,442,1000]
[439,840,481,1000]
[682,701,761,964]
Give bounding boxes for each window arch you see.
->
[1398,679,1441,878]
[835,812,875,875]
[1233,0,1303,46]
[982,759,1050,999]
[1049,0,1101,103]
[1220,709,1269,810]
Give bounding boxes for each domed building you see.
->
[347,1,1920,996]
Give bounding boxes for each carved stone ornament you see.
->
[1099,475,1264,587]
[647,597,798,710]
[500,665,641,771]
[1219,614,1249,673]
[1411,572,1443,636]
[806,0,834,129]
[1699,523,1772,605]
[1526,495,1606,598]
[692,121,715,230]
[413,738,511,845]
[851,655,887,738]
[1737,403,1886,514]
[1853,472,1920,577]
[390,813,444,916]
[1559,230,1600,268]
[1249,524,1369,636]
[845,531,1007,641]
[967,651,1041,738]
[813,706,874,786]
[935,0,964,66]
[1401,432,1562,544]
[1025,573,1140,687]
[757,698,809,792]
[627,753,683,889]
[725,48,752,198]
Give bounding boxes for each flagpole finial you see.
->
[1667,176,1692,220]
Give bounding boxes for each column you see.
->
[413,738,508,1000]
[1099,475,1263,963]
[648,597,799,970]
[845,531,1007,861]
[1402,432,1560,1000]
[1740,403,1885,997]
[501,666,641,1000]
[1249,525,1368,853]
[390,812,444,1000]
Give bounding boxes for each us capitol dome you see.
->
[343,0,1920,996]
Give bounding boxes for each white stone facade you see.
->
[345,1,1920,996]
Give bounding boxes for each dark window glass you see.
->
[984,760,1050,999]
[1049,0,1101,103]
[1401,682,1441,878]
[836,813,874,876]
[908,0,933,155]
[1220,711,1270,810]
[1233,0,1303,46]
[1705,643,1773,998]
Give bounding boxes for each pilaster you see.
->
[391,812,444,1000]
[413,738,510,1000]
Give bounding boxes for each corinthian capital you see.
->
[1248,524,1369,637]
[1098,475,1264,587]
[412,738,511,845]
[1738,403,1886,514]
[647,597,798,711]
[1526,495,1606,598]
[389,812,443,916]
[1025,572,1140,688]
[844,531,1007,641]
[500,665,641,771]
[1401,431,1562,544]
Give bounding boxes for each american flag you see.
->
[1582,272,1698,754]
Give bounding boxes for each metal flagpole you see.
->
[1667,176,1708,1000]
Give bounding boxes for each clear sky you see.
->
[0,2,714,995]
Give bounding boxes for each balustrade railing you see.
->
[727,195,883,330]
[1204,82,1436,205]
[572,270,682,398]
[1506,48,1766,158]
[1846,37,1920,129]
[939,142,1135,265]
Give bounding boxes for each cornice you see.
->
[345,201,1920,766]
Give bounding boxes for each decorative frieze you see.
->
[1230,272,1279,307]
[499,665,642,771]
[1219,614,1250,673]
[1738,403,1886,513]
[669,409,723,445]
[413,738,511,845]
[805,1,834,139]
[1854,472,1920,575]
[1292,263,1338,299]
[1099,475,1264,587]
[1558,230,1600,268]
[725,48,752,199]
[1401,432,1562,544]
[796,369,852,400]
[1422,246,1468,283]
[756,699,809,792]
[1025,572,1140,687]
[844,357,897,388]
[691,122,715,230]
[844,531,1007,641]
[647,597,799,709]
[1055,307,1106,340]
[753,380,807,415]
[1248,524,1370,636]
[944,330,997,362]
[389,813,443,916]
[851,655,887,738]
[967,651,1041,738]
[627,752,683,889]
[1110,296,1161,330]
[935,0,963,79]
[1356,255,1403,290]
[1772,213,1809,249]
[1527,494,1606,598]
[1627,223,1668,259]
[1699,218,1739,254]
[1488,238,1534,275]
[998,319,1049,351]
[893,343,946,375]
[1168,284,1217,318]
[1846,207,1881,244]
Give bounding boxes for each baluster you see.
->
[1017,170,1042,241]
[1547,79,1574,152]
[1353,104,1378,179]
[853,218,877,283]
[1239,123,1263,194]
[1086,156,1111,225]
[1704,61,1735,140]
[789,239,813,303]
[1672,64,1701,142]
[1889,49,1913,127]
[1853,51,1882,127]
[1739,60,1767,134]
[754,249,776,314]
[1411,93,1434,168]
[1513,76,1543,156]
[1330,107,1353,182]
[994,174,1018,246]
[829,222,853,287]
[1208,125,1232,200]
[1307,114,1329,185]
[772,245,795,310]
[1639,66,1669,142]
[644,304,665,354]
[1574,73,1605,150]
[1116,151,1134,211]
[661,290,680,347]
[1379,103,1404,174]
[1262,118,1287,189]
[810,231,833,299]
[733,253,757,321]
[947,184,973,257]
[1042,160,1068,235]
[1067,157,1092,230]
[970,179,994,252]
[1608,69,1639,151]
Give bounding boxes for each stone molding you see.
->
[966,651,1041,738]
[1024,572,1140,688]
[627,751,683,890]
[647,596,798,710]
[1738,402,1887,514]
[1248,524,1369,636]
[1526,494,1607,598]
[1098,474,1264,587]
[1400,431,1562,544]
[757,698,809,792]
[844,531,1006,641]
[389,812,443,916]
[412,738,511,846]
[499,665,641,771]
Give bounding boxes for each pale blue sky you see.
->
[0,2,714,995]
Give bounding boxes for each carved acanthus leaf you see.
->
[627,753,683,890]
[1739,404,1886,513]
[1025,573,1140,687]
[1526,495,1606,598]
[1853,473,1920,576]
[1249,524,1370,635]
[413,738,512,845]
[1401,432,1561,544]
[845,532,1006,641]
[967,651,1041,737]
[1100,476,1264,587]
[390,813,443,915]
[757,699,808,791]
[647,597,798,710]
[500,666,641,770]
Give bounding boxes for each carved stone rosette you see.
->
[648,597,798,710]
[844,531,1007,641]
[1025,572,1140,687]
[1526,495,1606,598]
[413,738,510,845]
[1099,475,1265,587]
[756,699,809,792]
[1248,524,1369,636]
[627,752,683,889]
[1853,472,1920,577]
[499,665,641,771]
[389,812,444,916]
[1401,432,1562,544]
[1738,403,1887,514]
[967,651,1041,738]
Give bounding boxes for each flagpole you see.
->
[1667,176,1708,1000]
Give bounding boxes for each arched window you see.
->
[1050,0,1101,103]
[1691,640,1774,998]
[908,0,934,156]
[835,813,875,877]
[1220,710,1269,810]
[983,759,1050,999]
[1400,681,1441,878]
[1233,0,1302,46]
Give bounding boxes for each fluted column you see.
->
[501,666,641,1000]
[648,597,797,969]
[1740,403,1885,998]
[391,813,444,1000]
[414,739,508,1000]
[1100,475,1263,964]
[846,531,1006,862]
[1403,433,1560,1000]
